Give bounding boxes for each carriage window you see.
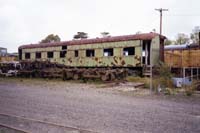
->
[62,46,67,50]
[47,52,54,58]
[123,47,135,56]
[25,53,30,59]
[60,51,67,58]
[75,50,79,57]
[36,52,41,59]
[19,49,22,60]
[104,48,113,56]
[86,49,95,57]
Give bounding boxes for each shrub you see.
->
[153,61,174,90]
[126,76,150,88]
[185,84,196,96]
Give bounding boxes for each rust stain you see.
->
[136,62,141,66]
[121,60,126,66]
[134,55,141,62]
[68,58,72,63]
[113,56,118,64]
[111,62,116,66]
[127,64,133,67]
[95,57,98,62]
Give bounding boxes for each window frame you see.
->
[86,49,95,57]
[123,47,135,56]
[25,52,30,59]
[62,45,67,50]
[47,51,54,58]
[36,52,41,59]
[103,48,113,57]
[60,51,67,58]
[74,50,79,57]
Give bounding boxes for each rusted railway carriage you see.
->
[18,33,166,80]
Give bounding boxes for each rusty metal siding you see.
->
[67,40,140,50]
[19,35,163,67]
[151,36,160,65]
[66,40,142,67]
[21,46,63,61]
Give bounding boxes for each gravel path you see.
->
[0,78,200,133]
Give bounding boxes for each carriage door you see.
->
[142,40,151,66]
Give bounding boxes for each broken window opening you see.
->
[75,50,79,57]
[123,47,135,56]
[25,53,30,59]
[86,49,95,57]
[60,51,67,58]
[62,46,67,50]
[103,48,113,56]
[36,52,41,59]
[19,49,22,60]
[47,52,54,58]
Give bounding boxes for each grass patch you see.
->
[126,76,150,88]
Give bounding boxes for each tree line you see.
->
[40,32,110,43]
[39,26,199,45]
[165,26,200,45]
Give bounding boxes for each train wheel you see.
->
[101,75,108,81]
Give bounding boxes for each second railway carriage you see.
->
[18,33,166,80]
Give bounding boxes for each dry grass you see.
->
[126,76,150,88]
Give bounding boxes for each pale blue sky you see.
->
[0,0,200,52]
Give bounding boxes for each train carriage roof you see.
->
[19,33,166,49]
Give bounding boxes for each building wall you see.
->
[0,48,7,56]
[0,56,17,62]
[165,49,200,67]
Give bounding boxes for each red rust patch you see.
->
[68,58,72,63]
[113,56,118,64]
[111,62,116,66]
[95,57,98,62]
[121,60,126,66]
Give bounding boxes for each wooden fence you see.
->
[164,49,200,68]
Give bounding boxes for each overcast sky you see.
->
[0,0,200,52]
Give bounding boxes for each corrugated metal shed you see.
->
[165,43,199,50]
[164,44,188,50]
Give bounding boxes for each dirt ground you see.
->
[0,77,200,133]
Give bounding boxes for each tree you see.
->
[100,32,110,37]
[40,34,61,43]
[136,31,142,34]
[190,26,200,43]
[73,32,88,39]
[165,39,173,45]
[175,33,189,45]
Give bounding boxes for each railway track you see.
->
[0,123,28,133]
[0,112,96,133]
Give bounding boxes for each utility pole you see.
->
[149,8,168,94]
[155,8,168,35]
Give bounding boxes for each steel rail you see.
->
[0,112,97,133]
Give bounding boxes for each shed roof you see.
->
[0,47,7,49]
[164,43,200,50]
[19,33,166,49]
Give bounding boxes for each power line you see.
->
[166,14,200,17]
